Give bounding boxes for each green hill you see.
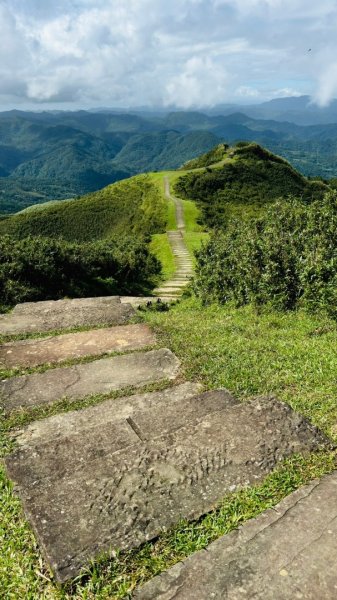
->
[0,175,166,242]
[175,142,329,227]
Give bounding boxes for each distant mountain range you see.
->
[1,96,337,213]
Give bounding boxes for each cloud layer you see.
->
[0,0,336,108]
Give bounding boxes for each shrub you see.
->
[0,234,161,309]
[193,192,337,318]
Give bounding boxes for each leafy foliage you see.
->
[193,192,337,318]
[0,234,160,309]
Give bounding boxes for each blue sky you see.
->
[1,0,337,109]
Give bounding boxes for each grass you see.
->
[181,198,209,257]
[144,298,337,439]
[166,200,177,230]
[149,234,176,281]
[183,232,209,259]
[181,199,203,233]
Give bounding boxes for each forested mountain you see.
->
[2,103,337,213]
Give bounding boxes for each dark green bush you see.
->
[0,234,160,308]
[193,192,337,318]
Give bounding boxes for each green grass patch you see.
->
[184,232,209,260]
[166,200,177,230]
[144,298,337,438]
[149,234,176,281]
[181,200,203,232]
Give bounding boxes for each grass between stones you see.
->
[1,298,337,598]
[0,448,335,599]
[0,319,137,346]
[0,344,158,381]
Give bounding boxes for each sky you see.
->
[1,0,337,110]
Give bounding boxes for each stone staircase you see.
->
[0,295,333,595]
[153,231,194,299]
[153,177,194,300]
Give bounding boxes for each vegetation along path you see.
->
[153,177,194,299]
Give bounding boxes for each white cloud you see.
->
[314,63,337,106]
[0,0,337,107]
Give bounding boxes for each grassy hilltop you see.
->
[176,142,328,227]
[0,175,166,242]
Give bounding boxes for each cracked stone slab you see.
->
[135,472,337,600]
[0,296,134,335]
[0,324,156,369]
[0,348,180,411]
[5,395,328,581]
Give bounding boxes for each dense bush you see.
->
[0,234,161,308]
[193,192,337,318]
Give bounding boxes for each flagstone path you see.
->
[0,294,331,588]
[136,472,337,599]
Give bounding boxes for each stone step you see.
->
[0,324,156,369]
[0,348,180,412]
[135,472,337,600]
[0,297,135,336]
[157,282,189,289]
[154,289,184,296]
[5,394,327,581]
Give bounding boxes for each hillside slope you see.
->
[0,175,166,242]
[175,142,329,227]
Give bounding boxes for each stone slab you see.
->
[5,395,328,581]
[0,296,134,336]
[0,324,156,369]
[154,288,183,295]
[13,382,203,447]
[0,348,180,411]
[135,472,337,600]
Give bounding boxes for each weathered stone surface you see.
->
[5,395,327,581]
[0,348,180,411]
[13,382,203,447]
[0,296,134,335]
[135,472,337,600]
[0,324,156,368]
